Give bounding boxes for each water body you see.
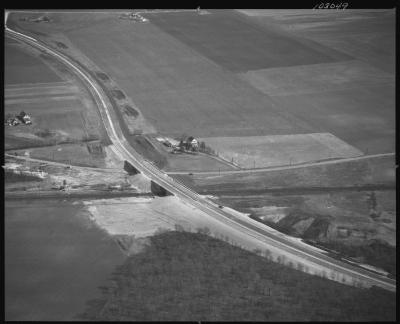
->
[5,199,126,321]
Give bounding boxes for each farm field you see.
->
[5,37,62,84]
[10,12,316,138]
[200,133,363,168]
[4,36,107,152]
[268,86,395,154]
[7,9,395,160]
[237,9,395,74]
[148,10,351,72]
[63,18,313,138]
[240,60,394,97]
[235,9,395,154]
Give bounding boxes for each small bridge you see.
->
[124,160,171,196]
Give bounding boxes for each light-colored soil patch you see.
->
[126,173,152,193]
[201,133,363,168]
[249,206,289,223]
[82,196,216,237]
[292,218,315,235]
[103,144,124,169]
[84,197,175,237]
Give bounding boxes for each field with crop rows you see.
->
[4,37,106,150]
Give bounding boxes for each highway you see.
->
[5,16,396,292]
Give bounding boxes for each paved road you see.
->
[5,19,395,292]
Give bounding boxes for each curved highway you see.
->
[5,16,395,292]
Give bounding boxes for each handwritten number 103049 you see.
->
[313,3,348,9]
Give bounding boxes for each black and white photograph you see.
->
[4,5,396,321]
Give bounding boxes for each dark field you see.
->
[240,9,395,74]
[5,37,62,84]
[5,199,125,321]
[149,10,351,72]
[79,231,396,321]
[269,86,395,153]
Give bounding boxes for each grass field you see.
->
[79,231,395,321]
[201,133,363,168]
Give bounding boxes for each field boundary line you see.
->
[167,152,395,175]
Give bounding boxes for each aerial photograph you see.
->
[4,7,396,321]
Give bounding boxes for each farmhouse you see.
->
[5,111,32,126]
[17,111,32,125]
[5,117,20,126]
[191,138,199,150]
